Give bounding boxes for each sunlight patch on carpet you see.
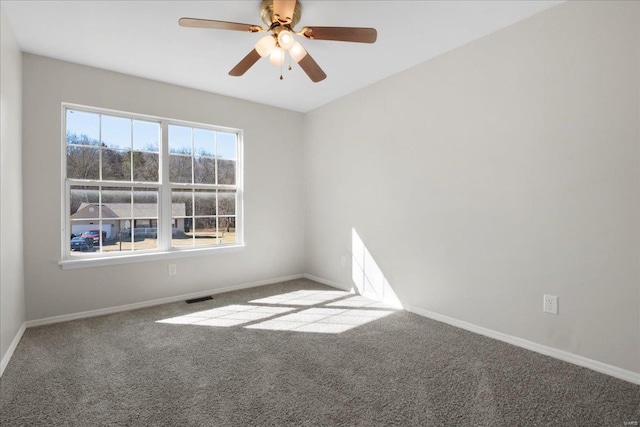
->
[249,289,350,306]
[245,307,394,334]
[156,290,397,333]
[157,305,295,326]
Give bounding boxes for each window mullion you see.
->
[98,185,103,253]
[64,180,71,259]
[191,128,195,185]
[214,131,218,186]
[66,179,161,188]
[99,114,103,181]
[130,118,134,182]
[159,121,172,251]
[216,189,220,245]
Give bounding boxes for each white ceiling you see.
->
[2,0,563,112]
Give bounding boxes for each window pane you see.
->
[194,157,216,184]
[67,146,99,180]
[66,110,100,146]
[132,152,159,182]
[169,155,192,183]
[195,190,216,216]
[103,218,133,253]
[101,187,131,205]
[217,159,236,185]
[169,125,191,154]
[133,188,158,219]
[194,217,218,246]
[171,189,192,247]
[217,132,237,159]
[102,149,131,181]
[132,188,158,251]
[194,128,215,157]
[171,189,192,217]
[218,190,236,216]
[100,187,131,251]
[133,120,159,152]
[219,217,237,245]
[70,185,99,220]
[69,185,106,253]
[101,115,132,150]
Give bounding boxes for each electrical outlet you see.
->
[543,294,558,315]
[168,264,177,276]
[341,256,347,267]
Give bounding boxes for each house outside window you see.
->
[63,104,243,263]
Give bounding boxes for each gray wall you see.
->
[10,0,639,377]
[303,1,639,373]
[0,7,25,371]
[22,54,306,321]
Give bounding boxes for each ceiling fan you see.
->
[179,0,377,82]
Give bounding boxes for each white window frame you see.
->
[59,103,244,270]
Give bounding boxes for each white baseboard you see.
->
[1,323,26,377]
[406,305,640,385]
[302,273,354,293]
[25,274,304,328]
[19,271,639,386]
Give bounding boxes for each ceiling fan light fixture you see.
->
[289,41,307,62]
[277,30,295,50]
[180,0,377,82]
[255,35,277,57]
[269,47,285,66]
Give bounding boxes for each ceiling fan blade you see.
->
[229,49,262,76]
[273,0,297,24]
[297,52,327,83]
[299,26,377,43]
[179,18,262,33]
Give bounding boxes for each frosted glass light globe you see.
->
[269,48,285,66]
[289,41,307,62]
[255,35,276,57]
[277,30,295,50]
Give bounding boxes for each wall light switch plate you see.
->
[544,294,558,315]
[168,264,177,276]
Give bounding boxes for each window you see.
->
[63,104,243,264]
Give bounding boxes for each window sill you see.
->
[58,244,245,270]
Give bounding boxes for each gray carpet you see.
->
[1,278,638,426]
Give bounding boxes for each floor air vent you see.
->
[185,296,213,304]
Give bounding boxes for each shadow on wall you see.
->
[351,228,402,309]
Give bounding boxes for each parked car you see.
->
[70,236,94,251]
[81,229,106,244]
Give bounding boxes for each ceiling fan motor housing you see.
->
[260,0,302,28]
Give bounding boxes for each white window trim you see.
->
[59,103,244,270]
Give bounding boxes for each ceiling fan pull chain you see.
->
[280,59,284,80]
